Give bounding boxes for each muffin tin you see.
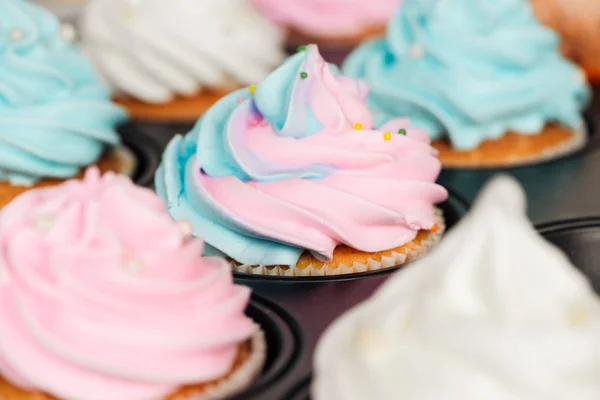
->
[124,86,600,399]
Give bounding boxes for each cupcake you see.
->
[81,0,286,123]
[252,0,400,49]
[313,175,600,399]
[531,0,600,82]
[156,45,448,277]
[343,0,591,168]
[0,167,266,400]
[0,0,131,209]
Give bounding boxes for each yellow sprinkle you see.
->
[354,123,363,130]
[249,85,256,94]
[383,132,392,141]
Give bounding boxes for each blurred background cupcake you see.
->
[81,0,286,123]
[0,168,266,400]
[531,0,600,83]
[252,0,401,51]
[344,0,591,168]
[313,176,600,399]
[0,0,132,209]
[156,45,448,277]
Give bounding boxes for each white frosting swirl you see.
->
[313,176,600,400]
[81,0,285,103]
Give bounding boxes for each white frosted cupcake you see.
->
[81,0,286,122]
[313,176,600,399]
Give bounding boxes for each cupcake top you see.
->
[0,0,126,186]
[156,45,447,267]
[343,0,590,150]
[252,0,400,37]
[0,168,255,400]
[81,0,286,104]
[313,176,600,400]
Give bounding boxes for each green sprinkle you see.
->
[300,72,308,79]
[297,45,307,52]
[398,128,407,135]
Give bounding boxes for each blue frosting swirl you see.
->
[0,0,126,186]
[343,0,590,150]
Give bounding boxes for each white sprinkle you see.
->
[9,28,24,42]
[177,219,193,237]
[60,23,76,42]
[35,215,54,232]
[409,43,425,59]
[122,258,143,275]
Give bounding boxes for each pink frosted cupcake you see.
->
[252,0,401,48]
[0,168,265,400]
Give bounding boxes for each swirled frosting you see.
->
[156,45,447,267]
[313,176,600,400]
[252,0,400,37]
[0,0,125,186]
[81,0,286,104]
[343,0,591,150]
[0,168,255,400]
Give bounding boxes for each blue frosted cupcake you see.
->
[343,0,591,168]
[0,0,130,207]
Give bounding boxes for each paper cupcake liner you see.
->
[180,327,266,400]
[434,122,588,169]
[231,209,445,277]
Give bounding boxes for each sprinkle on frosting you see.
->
[297,45,307,52]
[249,85,257,94]
[398,128,407,135]
[354,122,363,130]
[300,71,308,79]
[383,132,392,140]
[9,27,25,42]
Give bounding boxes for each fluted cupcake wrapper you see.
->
[182,327,266,400]
[231,209,445,277]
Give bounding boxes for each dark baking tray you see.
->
[118,123,164,187]
[539,218,600,294]
[232,294,303,400]
[233,191,469,399]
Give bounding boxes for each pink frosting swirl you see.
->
[0,168,255,400]
[252,0,401,36]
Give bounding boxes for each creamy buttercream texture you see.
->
[82,0,285,103]
[313,176,600,400]
[343,0,590,150]
[0,0,125,186]
[156,45,447,267]
[0,168,255,400]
